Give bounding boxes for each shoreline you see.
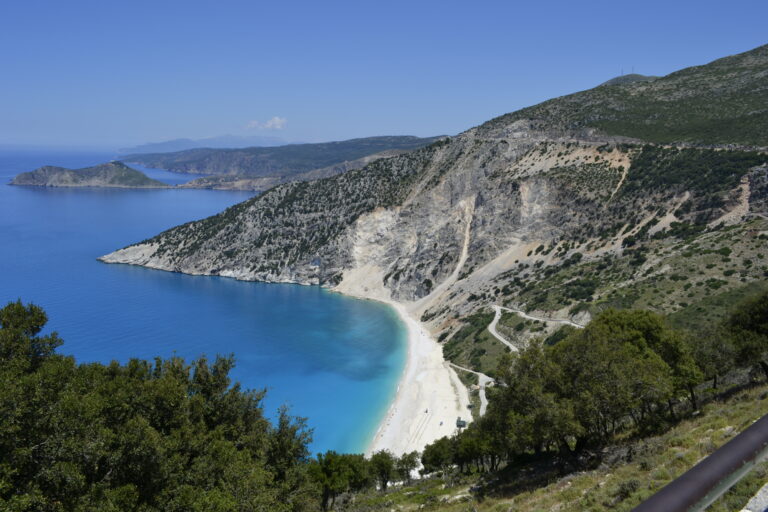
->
[99,254,471,456]
[358,298,471,456]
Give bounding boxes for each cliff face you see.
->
[10,162,168,188]
[101,44,768,341]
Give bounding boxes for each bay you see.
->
[0,150,405,454]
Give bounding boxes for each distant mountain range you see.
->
[9,135,447,192]
[118,135,287,154]
[123,135,445,190]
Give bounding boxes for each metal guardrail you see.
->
[633,413,768,512]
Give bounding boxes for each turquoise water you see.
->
[0,151,406,454]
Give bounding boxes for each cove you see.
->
[0,150,406,454]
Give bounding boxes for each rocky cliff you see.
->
[102,44,768,373]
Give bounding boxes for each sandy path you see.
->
[607,163,629,202]
[449,363,493,416]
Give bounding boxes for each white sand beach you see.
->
[364,301,471,456]
[332,205,475,457]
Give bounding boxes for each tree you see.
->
[690,325,736,390]
[308,451,372,510]
[581,309,701,409]
[344,453,372,493]
[395,451,419,485]
[309,451,353,511]
[493,341,582,456]
[0,299,61,370]
[369,450,396,491]
[727,291,768,379]
[551,310,675,442]
[421,437,453,475]
[0,301,316,512]
[266,405,314,508]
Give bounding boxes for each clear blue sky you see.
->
[1,0,766,148]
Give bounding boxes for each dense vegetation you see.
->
[3,287,766,510]
[419,289,768,501]
[0,301,423,511]
[0,300,317,511]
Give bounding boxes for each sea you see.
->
[0,150,406,454]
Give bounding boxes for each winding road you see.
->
[487,304,584,349]
[447,306,584,417]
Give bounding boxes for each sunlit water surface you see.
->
[0,151,405,453]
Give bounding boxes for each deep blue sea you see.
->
[0,150,406,454]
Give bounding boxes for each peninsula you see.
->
[10,161,169,189]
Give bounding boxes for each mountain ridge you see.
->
[101,43,768,376]
[118,134,287,154]
[123,135,445,177]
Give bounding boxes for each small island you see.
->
[10,161,169,189]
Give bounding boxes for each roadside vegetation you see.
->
[367,288,768,511]
[3,286,767,510]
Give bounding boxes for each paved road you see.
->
[495,305,585,329]
[487,304,584,348]
[486,304,585,353]
[487,305,519,351]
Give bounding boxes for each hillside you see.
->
[345,382,768,511]
[177,149,409,191]
[599,73,658,86]
[482,43,768,146]
[123,135,444,177]
[10,161,168,189]
[102,44,768,376]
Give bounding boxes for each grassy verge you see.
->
[344,383,768,511]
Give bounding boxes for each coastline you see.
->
[356,298,471,456]
[100,247,472,456]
